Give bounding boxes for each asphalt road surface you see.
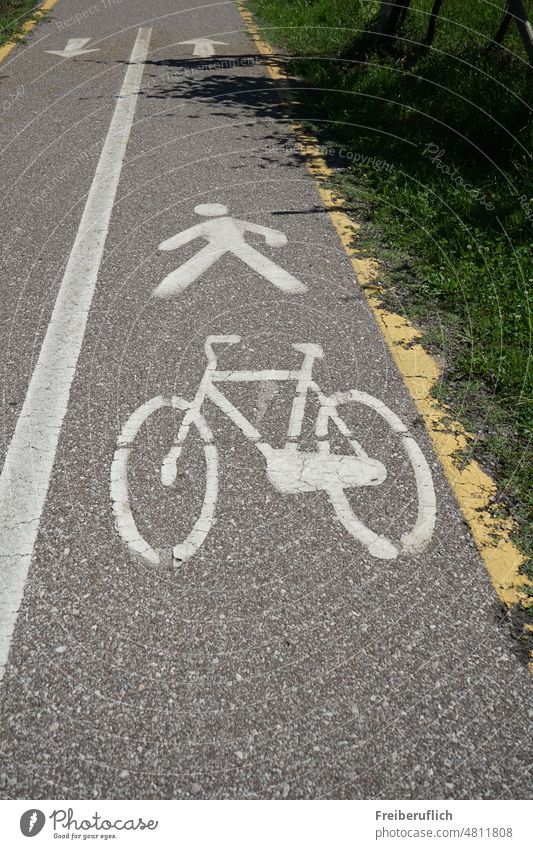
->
[0,0,531,800]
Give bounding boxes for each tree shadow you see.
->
[143,54,291,119]
[138,53,394,180]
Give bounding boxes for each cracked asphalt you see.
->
[0,0,531,800]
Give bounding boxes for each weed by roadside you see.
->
[0,0,46,48]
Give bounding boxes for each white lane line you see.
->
[0,27,152,680]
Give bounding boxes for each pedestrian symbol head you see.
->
[194,203,228,217]
[20,809,46,837]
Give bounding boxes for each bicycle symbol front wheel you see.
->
[111,395,218,564]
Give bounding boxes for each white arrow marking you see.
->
[46,38,100,58]
[0,27,152,681]
[178,37,228,57]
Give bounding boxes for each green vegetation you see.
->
[0,0,44,47]
[249,0,533,570]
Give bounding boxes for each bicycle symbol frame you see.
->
[111,336,436,564]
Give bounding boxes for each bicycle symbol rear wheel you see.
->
[318,390,436,559]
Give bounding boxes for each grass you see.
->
[0,0,45,47]
[248,1,532,621]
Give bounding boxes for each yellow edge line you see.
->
[238,2,532,667]
[0,0,59,65]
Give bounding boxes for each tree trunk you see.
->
[493,3,512,45]
[377,1,412,37]
[508,0,533,61]
[424,0,444,47]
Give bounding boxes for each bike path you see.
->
[0,0,531,799]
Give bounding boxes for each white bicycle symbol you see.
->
[111,336,436,563]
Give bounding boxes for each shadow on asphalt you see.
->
[124,54,359,210]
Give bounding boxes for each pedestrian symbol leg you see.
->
[231,244,307,293]
[154,244,226,298]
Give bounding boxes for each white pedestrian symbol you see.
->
[154,203,307,298]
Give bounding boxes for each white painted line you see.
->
[46,38,100,58]
[178,38,229,58]
[0,27,152,680]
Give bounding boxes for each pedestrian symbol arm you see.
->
[235,220,288,247]
[159,222,207,251]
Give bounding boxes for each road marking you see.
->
[46,38,99,58]
[237,1,532,663]
[0,0,59,66]
[155,203,306,297]
[111,395,218,566]
[111,336,435,565]
[178,37,229,57]
[0,26,152,681]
